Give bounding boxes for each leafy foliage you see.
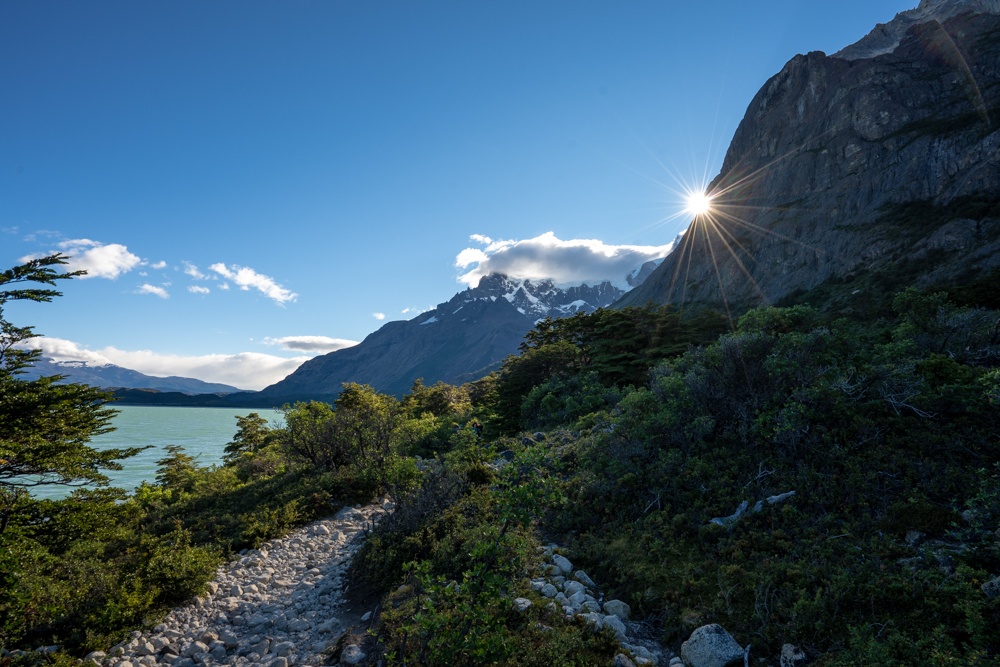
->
[0,255,141,509]
[6,254,1000,666]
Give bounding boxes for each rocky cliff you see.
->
[259,274,631,399]
[619,6,1000,313]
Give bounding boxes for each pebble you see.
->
[98,502,388,667]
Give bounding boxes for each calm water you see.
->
[32,405,285,500]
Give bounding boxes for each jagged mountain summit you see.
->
[835,0,1000,60]
[23,358,244,395]
[259,272,643,400]
[620,2,1000,313]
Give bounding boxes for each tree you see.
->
[223,412,275,464]
[280,384,403,473]
[0,255,140,531]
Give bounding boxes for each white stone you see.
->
[551,554,573,574]
[603,614,627,640]
[340,644,366,665]
[603,599,631,621]
[681,624,745,667]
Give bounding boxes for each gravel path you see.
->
[91,500,391,667]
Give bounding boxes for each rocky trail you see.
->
[89,500,392,667]
[83,495,685,667]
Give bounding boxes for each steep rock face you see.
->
[260,274,629,399]
[620,9,1000,312]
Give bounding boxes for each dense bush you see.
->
[6,281,1000,666]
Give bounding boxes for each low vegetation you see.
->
[2,255,999,665]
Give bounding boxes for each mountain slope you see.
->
[260,274,631,399]
[619,5,1000,313]
[23,358,244,394]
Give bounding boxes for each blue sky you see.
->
[1,1,913,389]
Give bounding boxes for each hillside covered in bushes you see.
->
[3,256,999,666]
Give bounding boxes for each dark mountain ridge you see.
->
[619,7,1000,314]
[23,358,244,395]
[258,273,632,400]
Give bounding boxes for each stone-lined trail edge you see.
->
[89,500,392,667]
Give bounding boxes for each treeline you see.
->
[3,254,1000,665]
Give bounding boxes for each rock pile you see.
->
[89,500,391,667]
[526,545,678,667]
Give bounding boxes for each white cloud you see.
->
[23,337,308,391]
[188,285,210,295]
[219,283,230,290]
[372,312,386,321]
[183,262,206,279]
[21,239,142,279]
[455,231,675,290]
[151,260,167,270]
[209,263,296,304]
[137,284,169,299]
[263,335,359,354]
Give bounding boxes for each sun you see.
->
[685,190,714,216]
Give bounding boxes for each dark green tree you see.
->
[0,255,141,531]
[223,412,275,464]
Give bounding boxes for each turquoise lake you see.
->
[31,405,285,500]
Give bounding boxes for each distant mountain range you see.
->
[23,358,244,395]
[257,272,643,400]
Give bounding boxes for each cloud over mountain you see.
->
[264,336,359,354]
[456,232,675,290]
[23,337,309,391]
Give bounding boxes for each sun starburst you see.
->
[684,190,714,216]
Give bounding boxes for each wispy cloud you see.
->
[209,263,297,304]
[137,284,169,299]
[188,285,210,295]
[23,337,309,391]
[372,312,386,321]
[22,238,142,279]
[150,260,167,270]
[456,231,674,290]
[183,261,207,279]
[263,335,359,354]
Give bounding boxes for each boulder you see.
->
[552,554,574,574]
[603,614,627,640]
[781,643,808,667]
[340,644,366,665]
[982,576,1000,599]
[681,624,745,667]
[603,599,631,621]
